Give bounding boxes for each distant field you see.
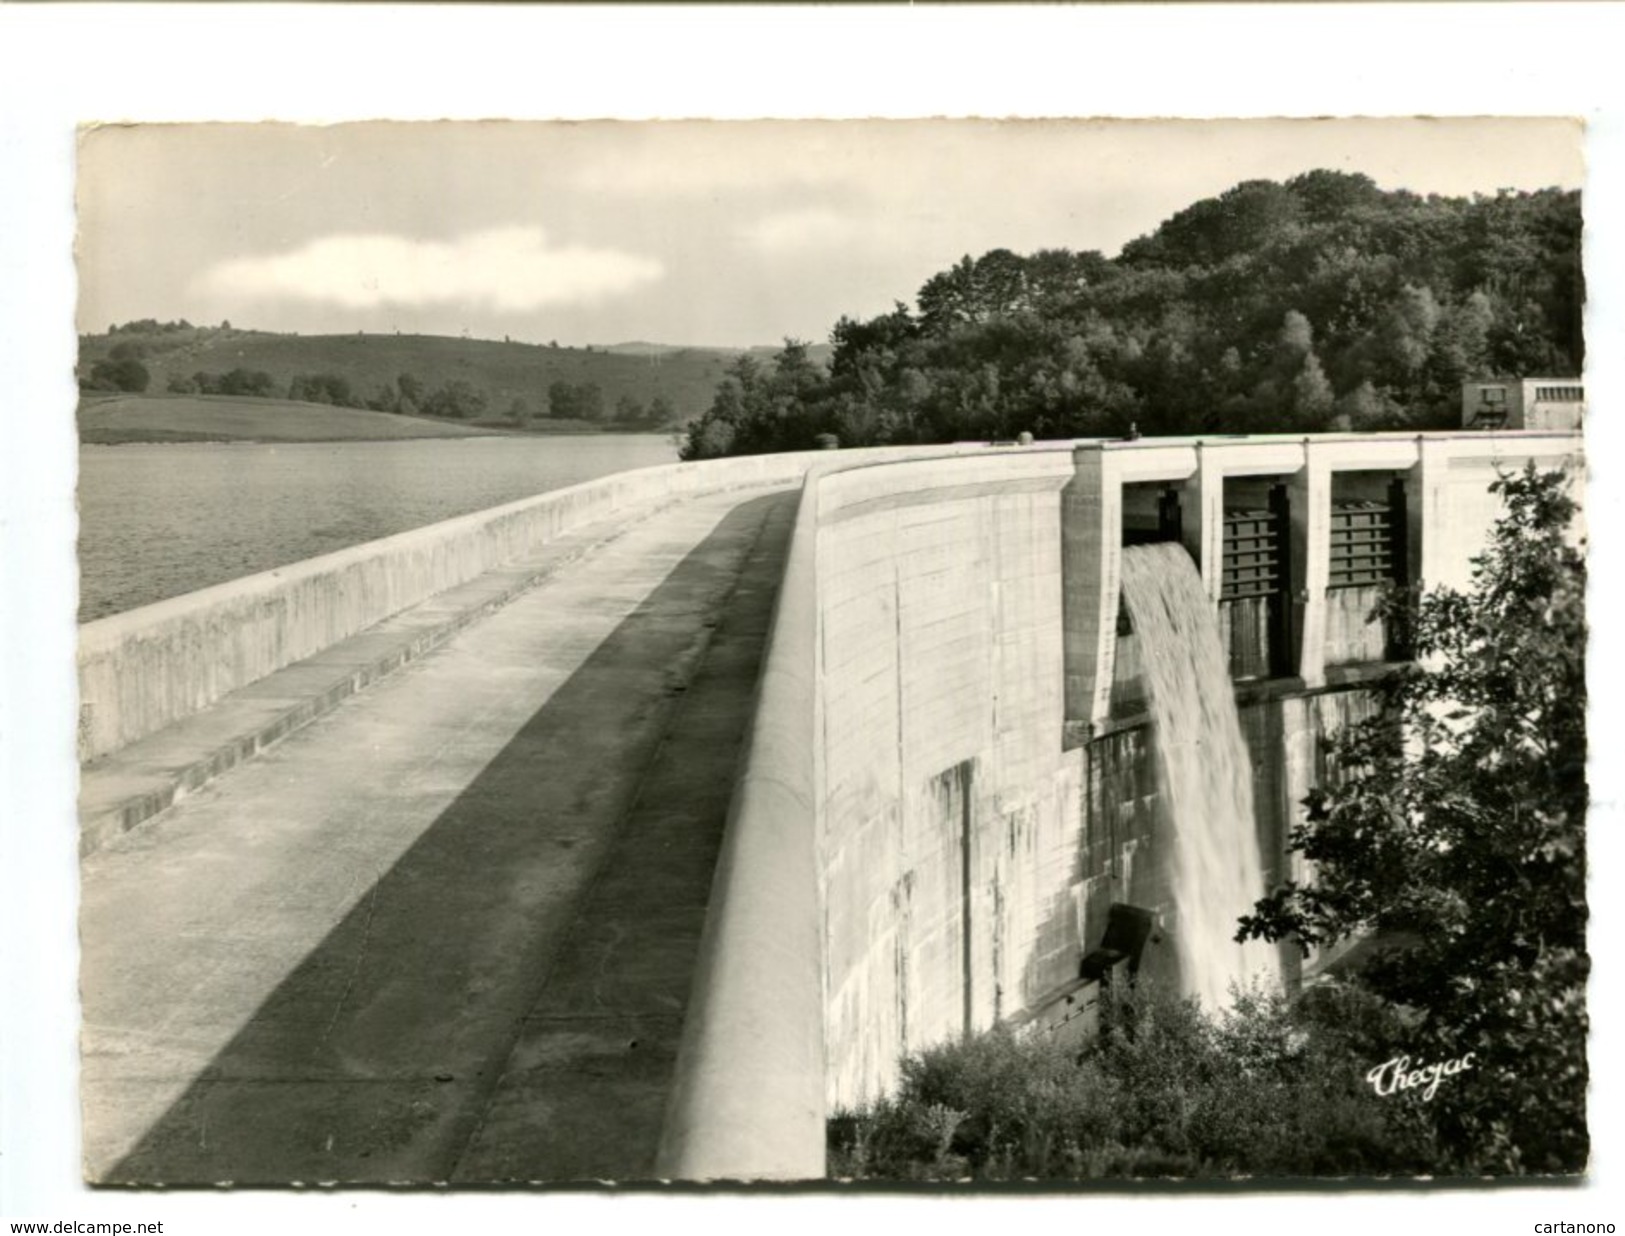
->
[75,328,826,430]
[78,395,506,444]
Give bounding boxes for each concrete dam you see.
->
[77,430,1582,1183]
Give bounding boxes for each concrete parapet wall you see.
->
[77,450,872,764]
[655,465,828,1181]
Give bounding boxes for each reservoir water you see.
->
[78,435,680,621]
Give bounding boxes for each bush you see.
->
[84,356,150,393]
[547,380,604,422]
[288,372,359,407]
[110,318,192,335]
[366,382,399,413]
[193,367,276,398]
[420,379,487,420]
[828,981,1441,1180]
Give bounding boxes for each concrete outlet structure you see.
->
[79,430,1582,1185]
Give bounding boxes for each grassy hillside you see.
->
[77,326,830,428]
[78,394,507,444]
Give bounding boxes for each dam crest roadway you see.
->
[81,481,803,1183]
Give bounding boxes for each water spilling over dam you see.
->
[1117,541,1278,1009]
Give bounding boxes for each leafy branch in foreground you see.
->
[1238,463,1588,1173]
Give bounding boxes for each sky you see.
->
[77,117,1585,350]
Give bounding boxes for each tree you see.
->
[546,380,575,419]
[1238,465,1586,1173]
[1285,169,1384,224]
[1024,247,1111,313]
[1290,352,1335,425]
[917,250,1031,335]
[1237,310,1335,432]
[679,357,760,460]
[546,380,604,422]
[1332,379,1399,432]
[421,379,486,420]
[669,175,1581,459]
[574,382,604,423]
[1428,290,1494,392]
[1375,284,1441,381]
[368,382,400,413]
[288,373,357,407]
[217,367,275,397]
[1120,178,1303,269]
[86,356,150,393]
[917,256,981,336]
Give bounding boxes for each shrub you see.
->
[420,379,487,420]
[288,372,359,407]
[829,980,1441,1180]
[84,356,150,393]
[193,367,276,398]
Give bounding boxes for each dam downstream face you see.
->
[1118,543,1280,1009]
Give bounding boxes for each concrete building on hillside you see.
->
[1462,377,1586,431]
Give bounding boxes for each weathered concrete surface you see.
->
[656,467,828,1182]
[78,447,980,765]
[80,486,797,1184]
[76,452,822,763]
[814,453,1087,1109]
[78,497,679,856]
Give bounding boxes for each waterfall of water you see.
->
[1117,542,1279,1009]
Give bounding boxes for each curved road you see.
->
[80,485,798,1184]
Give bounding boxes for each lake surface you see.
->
[79,435,680,621]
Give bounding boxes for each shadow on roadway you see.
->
[98,492,794,1187]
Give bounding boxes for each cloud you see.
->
[740,208,863,254]
[192,227,663,311]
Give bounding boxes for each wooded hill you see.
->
[680,171,1583,459]
[77,325,821,431]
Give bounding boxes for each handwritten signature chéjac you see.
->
[1365,1052,1476,1101]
